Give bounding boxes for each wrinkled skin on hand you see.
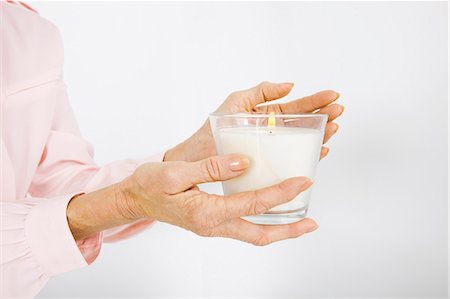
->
[164,82,343,163]
[120,154,317,246]
[123,82,344,245]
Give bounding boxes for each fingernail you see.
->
[307,224,319,233]
[334,92,340,101]
[281,82,294,88]
[229,157,250,171]
[299,179,314,192]
[334,123,339,133]
[339,105,345,115]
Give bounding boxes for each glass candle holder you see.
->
[209,113,327,225]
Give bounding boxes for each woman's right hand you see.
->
[118,154,318,246]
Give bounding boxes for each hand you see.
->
[117,154,318,246]
[164,81,344,162]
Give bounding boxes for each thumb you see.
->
[191,154,250,185]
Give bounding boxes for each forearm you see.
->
[66,180,141,240]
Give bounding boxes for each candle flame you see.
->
[268,112,276,128]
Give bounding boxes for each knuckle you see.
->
[251,232,271,247]
[196,228,216,238]
[159,165,176,183]
[258,81,270,87]
[213,197,228,221]
[248,191,270,215]
[202,157,223,181]
[186,199,218,230]
[257,82,271,101]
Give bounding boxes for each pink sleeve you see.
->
[1,128,163,299]
[1,195,89,297]
[26,80,165,264]
[1,3,167,297]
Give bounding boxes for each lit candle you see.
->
[210,113,327,224]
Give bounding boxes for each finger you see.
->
[320,147,329,160]
[247,81,294,105]
[323,122,339,144]
[163,154,250,193]
[192,154,250,185]
[212,217,319,246]
[214,177,313,221]
[276,90,339,113]
[316,103,344,122]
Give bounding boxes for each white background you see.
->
[32,1,448,298]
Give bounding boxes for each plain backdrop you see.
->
[31,1,448,298]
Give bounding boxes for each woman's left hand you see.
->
[164,81,344,162]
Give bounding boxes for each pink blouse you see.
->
[0,2,163,297]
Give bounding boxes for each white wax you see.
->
[216,126,323,212]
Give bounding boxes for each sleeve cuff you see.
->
[25,194,90,276]
[21,152,166,276]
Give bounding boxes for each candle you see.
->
[210,113,327,225]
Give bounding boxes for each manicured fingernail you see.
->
[335,92,340,100]
[307,224,319,233]
[229,157,250,171]
[299,179,314,192]
[334,123,339,133]
[281,82,294,88]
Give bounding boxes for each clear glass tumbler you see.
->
[209,113,328,225]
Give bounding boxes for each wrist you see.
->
[115,177,147,220]
[67,180,145,241]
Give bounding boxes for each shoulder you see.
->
[1,2,65,94]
